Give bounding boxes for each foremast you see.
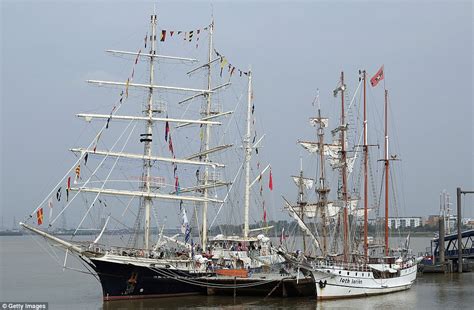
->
[243,68,252,239]
[293,92,331,256]
[201,20,214,251]
[315,101,330,256]
[141,13,158,251]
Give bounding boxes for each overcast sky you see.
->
[1,0,473,229]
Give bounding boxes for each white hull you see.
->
[312,264,417,300]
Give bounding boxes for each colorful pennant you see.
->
[214,49,249,79]
[269,169,273,191]
[158,24,211,44]
[37,208,43,225]
[56,187,62,202]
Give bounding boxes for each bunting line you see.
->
[157,23,211,46]
[214,49,249,79]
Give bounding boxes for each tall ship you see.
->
[282,70,419,299]
[20,11,312,301]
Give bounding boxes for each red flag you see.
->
[67,177,71,190]
[175,176,179,194]
[37,208,44,225]
[370,65,384,87]
[168,135,174,154]
[269,169,273,191]
[160,30,167,42]
[165,120,170,141]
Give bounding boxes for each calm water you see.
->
[1,235,473,309]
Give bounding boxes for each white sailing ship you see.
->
[282,70,419,299]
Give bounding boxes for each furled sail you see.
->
[291,176,314,190]
[287,203,318,218]
[298,141,341,159]
[309,117,329,128]
[326,199,359,218]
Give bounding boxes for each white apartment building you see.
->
[387,217,422,229]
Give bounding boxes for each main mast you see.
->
[201,20,214,251]
[384,89,389,256]
[243,68,252,239]
[142,13,157,250]
[362,70,369,260]
[340,71,349,261]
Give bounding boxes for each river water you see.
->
[1,235,473,309]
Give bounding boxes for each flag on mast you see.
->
[74,165,81,184]
[165,120,170,142]
[269,169,273,191]
[37,208,44,225]
[56,187,62,201]
[370,65,384,87]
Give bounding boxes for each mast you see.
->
[243,68,252,239]
[362,70,369,260]
[298,158,307,253]
[384,89,389,256]
[340,71,349,261]
[201,20,214,251]
[142,13,157,250]
[316,99,329,256]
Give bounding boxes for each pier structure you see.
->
[431,229,474,272]
[456,187,474,272]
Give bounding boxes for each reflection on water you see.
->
[99,273,474,310]
[2,236,474,309]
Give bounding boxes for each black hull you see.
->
[87,258,316,301]
[204,277,316,297]
[88,258,207,301]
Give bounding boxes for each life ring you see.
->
[319,280,327,289]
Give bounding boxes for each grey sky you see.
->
[1,0,473,229]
